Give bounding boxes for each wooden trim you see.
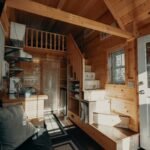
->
[106,43,127,84]
[6,0,133,39]
[24,47,66,57]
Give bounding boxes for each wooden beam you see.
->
[6,0,134,39]
[103,0,125,30]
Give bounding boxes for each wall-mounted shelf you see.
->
[4,45,32,77]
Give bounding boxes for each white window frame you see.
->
[110,49,125,84]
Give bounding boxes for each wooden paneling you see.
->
[100,0,150,35]
[19,61,41,93]
[103,0,125,30]
[120,1,150,25]
[139,24,150,36]
[84,35,138,132]
[106,84,136,102]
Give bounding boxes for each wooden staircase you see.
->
[83,58,130,128]
[67,34,139,150]
[67,34,130,128]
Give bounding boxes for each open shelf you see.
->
[67,64,82,117]
[68,98,79,116]
[4,45,32,77]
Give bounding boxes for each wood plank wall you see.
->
[19,54,67,112]
[84,35,138,132]
[19,60,41,93]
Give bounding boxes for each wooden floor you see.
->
[68,111,139,150]
[92,124,137,142]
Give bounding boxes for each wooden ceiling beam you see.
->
[6,0,134,39]
[103,0,125,30]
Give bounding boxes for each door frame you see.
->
[137,34,150,149]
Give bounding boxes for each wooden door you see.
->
[41,59,60,112]
[138,35,150,149]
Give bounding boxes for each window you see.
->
[110,49,125,84]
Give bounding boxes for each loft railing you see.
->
[25,27,66,51]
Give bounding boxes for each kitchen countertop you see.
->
[1,94,48,104]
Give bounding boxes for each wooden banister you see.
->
[25,27,66,51]
[67,34,85,90]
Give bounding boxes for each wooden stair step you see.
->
[84,80,100,89]
[93,112,130,128]
[68,111,139,150]
[84,89,105,101]
[85,72,95,80]
[95,99,111,113]
[85,65,91,72]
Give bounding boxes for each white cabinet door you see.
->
[138,35,150,149]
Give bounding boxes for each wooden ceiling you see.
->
[104,0,150,35]
[7,0,110,38]
[2,0,150,38]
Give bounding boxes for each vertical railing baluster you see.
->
[62,35,64,51]
[41,31,43,48]
[36,30,38,48]
[25,28,28,47]
[54,34,56,50]
[58,35,60,50]
[31,29,33,47]
[46,32,47,49]
[50,33,52,49]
